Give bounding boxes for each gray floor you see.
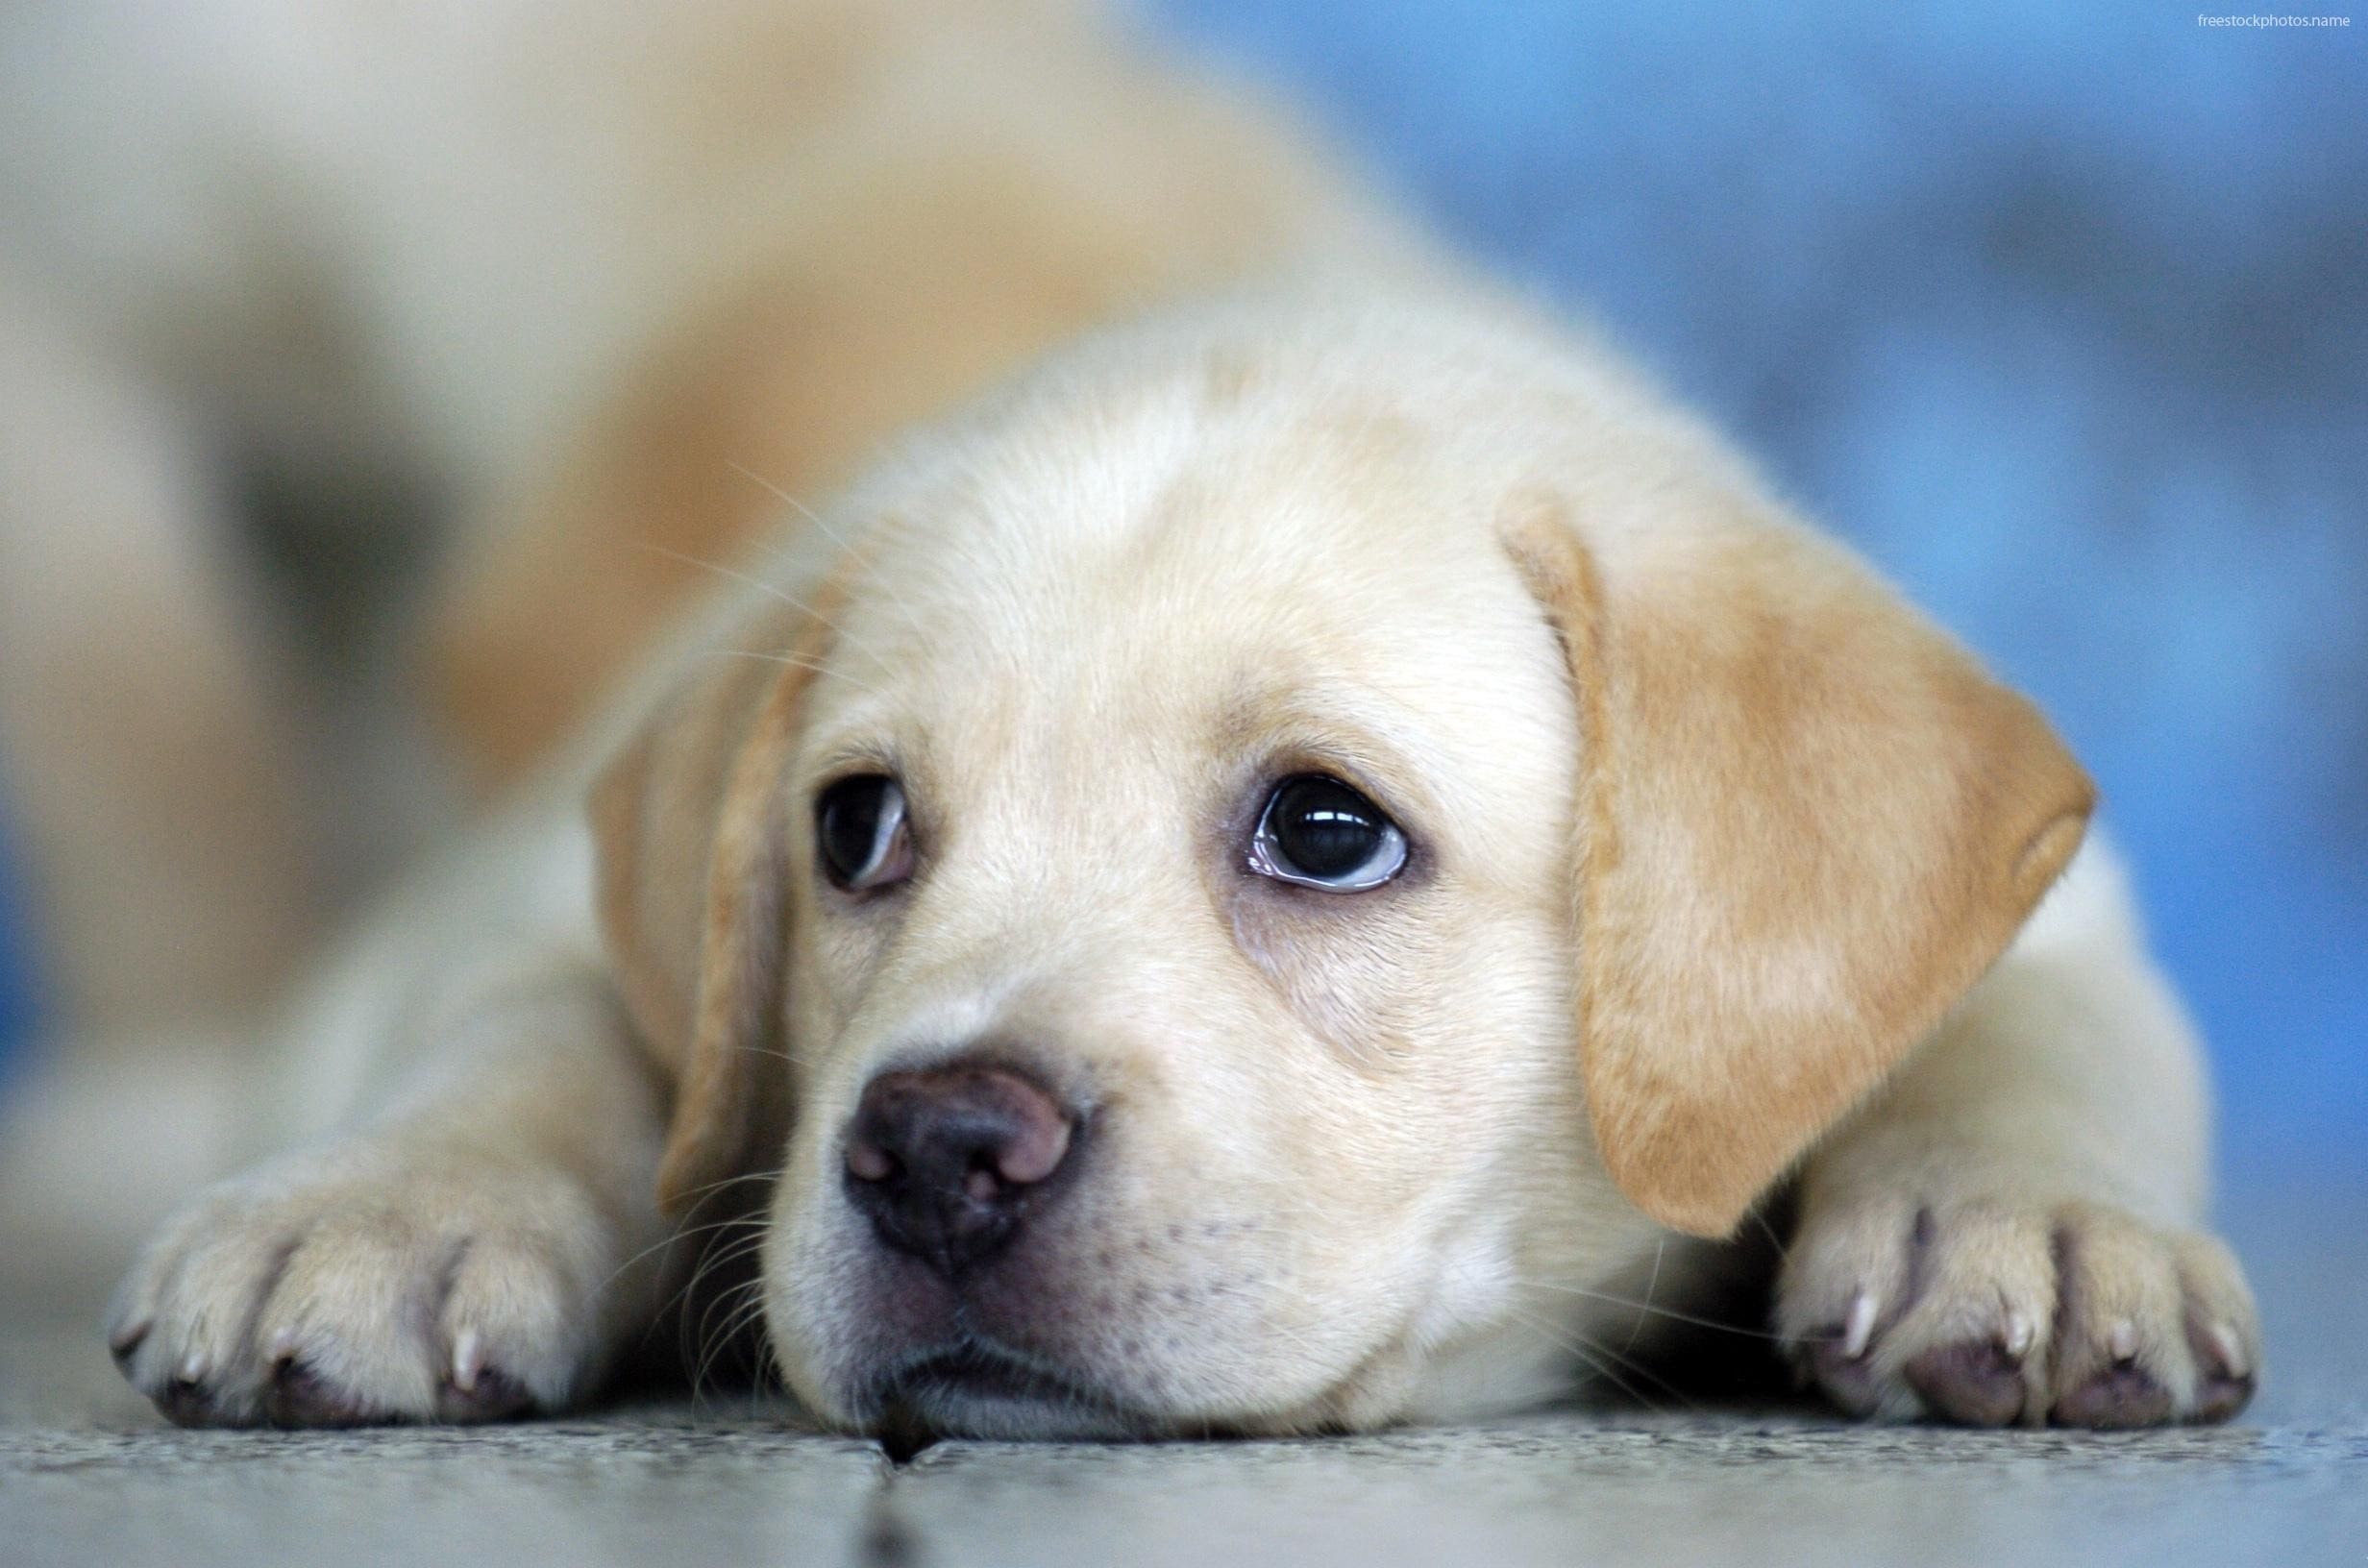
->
[5,1176,2360,1568]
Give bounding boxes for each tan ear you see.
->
[1502,495,2093,1238]
[588,589,839,1217]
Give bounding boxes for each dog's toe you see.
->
[2185,1313,2257,1423]
[1781,1196,2051,1424]
[2174,1233,2261,1424]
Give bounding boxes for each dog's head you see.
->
[588,294,2091,1437]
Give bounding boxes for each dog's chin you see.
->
[856,1341,1181,1445]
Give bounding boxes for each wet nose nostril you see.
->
[842,1060,1079,1275]
[846,1138,896,1183]
[994,1114,1071,1187]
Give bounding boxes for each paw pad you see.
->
[2051,1360,2171,1429]
[266,1357,381,1428]
[1903,1338,2028,1427]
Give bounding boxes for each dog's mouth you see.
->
[863,1338,1161,1446]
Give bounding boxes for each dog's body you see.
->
[0,0,1406,1023]
[107,283,2257,1436]
[9,0,2255,1437]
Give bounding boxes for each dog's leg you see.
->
[0,276,321,1027]
[106,957,677,1427]
[1775,838,2259,1426]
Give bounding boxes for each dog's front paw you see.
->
[107,1143,629,1428]
[1776,1191,2258,1428]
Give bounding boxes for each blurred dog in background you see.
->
[0,0,1402,1249]
[0,0,1397,1020]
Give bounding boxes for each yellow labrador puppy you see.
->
[107,281,2257,1437]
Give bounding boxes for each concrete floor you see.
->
[5,1176,2360,1568]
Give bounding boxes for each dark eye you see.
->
[1248,774,1408,892]
[817,774,913,891]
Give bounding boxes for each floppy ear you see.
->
[588,590,838,1217]
[1501,494,2093,1238]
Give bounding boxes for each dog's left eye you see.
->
[817,773,914,891]
[1248,774,1408,892]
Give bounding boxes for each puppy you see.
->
[0,0,1400,1031]
[107,282,2258,1437]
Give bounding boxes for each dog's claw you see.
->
[450,1329,483,1394]
[1840,1292,1876,1360]
[2107,1317,2139,1363]
[2208,1321,2249,1381]
[432,1329,531,1421]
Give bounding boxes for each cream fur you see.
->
[25,0,2254,1439]
[108,289,2256,1436]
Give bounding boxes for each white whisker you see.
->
[698,648,877,695]
[637,540,894,675]
[1623,1236,1667,1356]
[1505,1303,1692,1413]
[1517,1276,1798,1342]
[727,461,927,648]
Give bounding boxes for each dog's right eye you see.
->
[817,774,913,891]
[1248,774,1408,893]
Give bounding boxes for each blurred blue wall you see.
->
[0,779,37,1080]
[1154,0,2368,1177]
[0,1,2357,1174]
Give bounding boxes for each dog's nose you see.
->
[843,1063,1076,1274]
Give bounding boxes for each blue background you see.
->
[0,775,33,1083]
[1,1,2358,1181]
[1154,0,2367,1185]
